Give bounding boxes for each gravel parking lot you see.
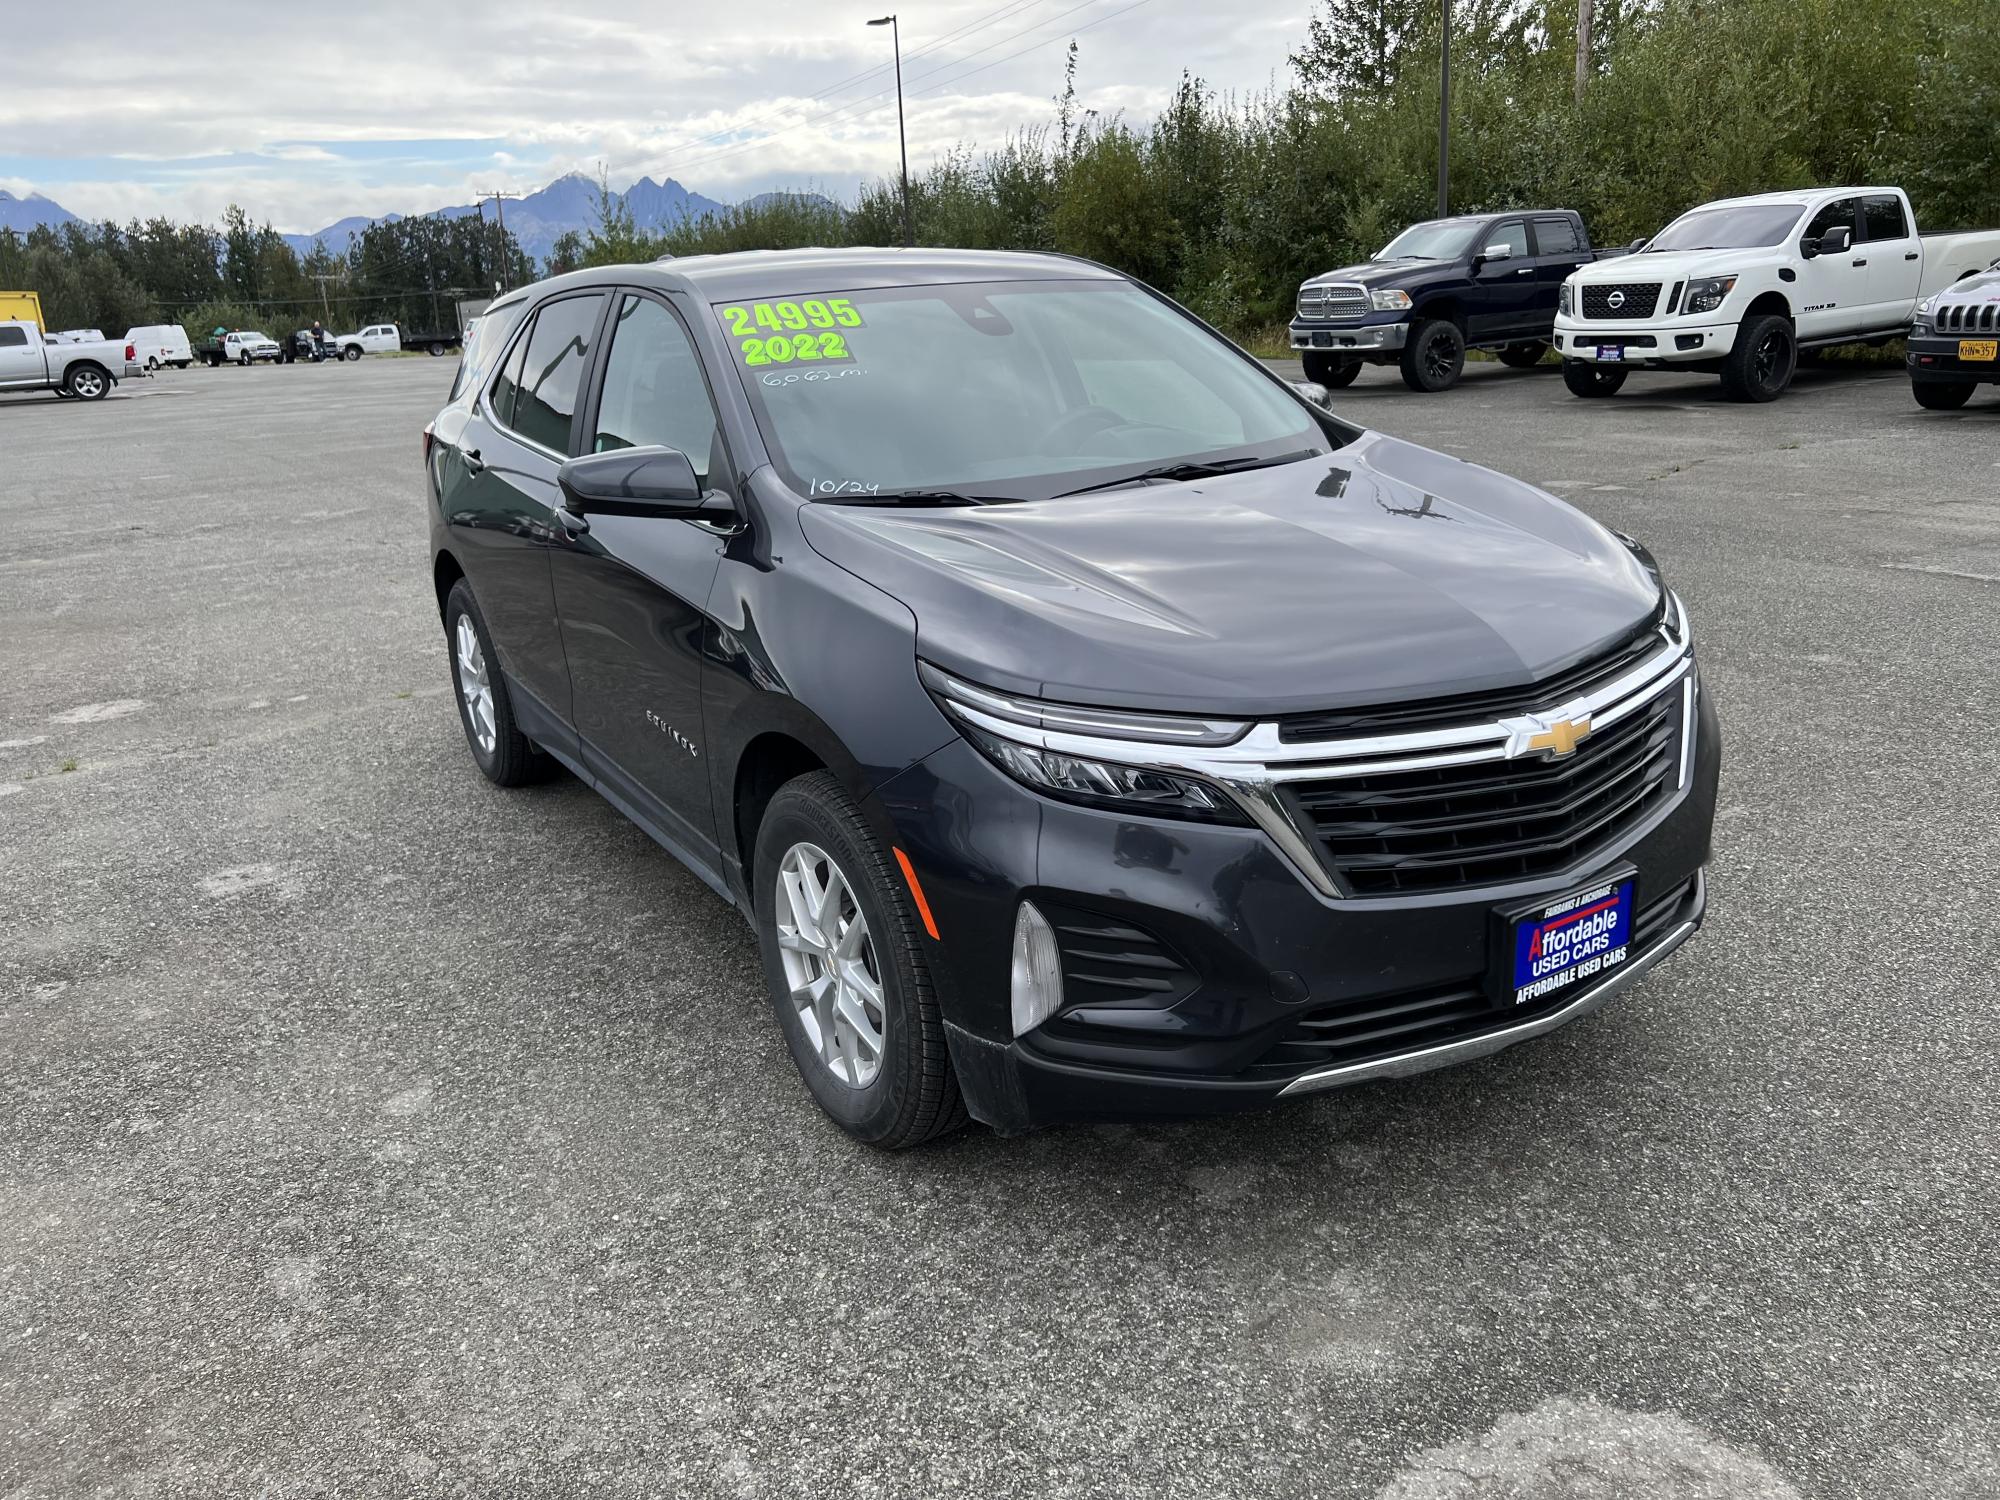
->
[3,354,1996,1499]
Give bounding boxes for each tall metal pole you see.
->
[1437,0,1451,218]
[870,15,913,246]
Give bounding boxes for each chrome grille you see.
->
[1581,283,1662,319]
[1297,282,1369,323]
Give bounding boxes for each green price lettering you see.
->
[722,298,864,343]
[738,332,852,367]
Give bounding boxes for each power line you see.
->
[910,0,1156,96]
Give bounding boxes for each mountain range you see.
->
[2,174,828,266]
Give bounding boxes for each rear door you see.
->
[1796,197,1866,339]
[1469,219,1538,339]
[0,324,45,387]
[1858,193,1921,327]
[548,289,730,866]
[440,290,611,743]
[1530,216,1587,335]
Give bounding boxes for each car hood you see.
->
[797,432,1662,718]
[1571,248,1773,285]
[1934,264,2000,307]
[1303,258,1451,290]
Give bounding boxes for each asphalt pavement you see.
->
[2,353,1996,1498]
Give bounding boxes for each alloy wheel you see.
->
[1752,331,1784,388]
[775,841,886,1088]
[454,614,497,754]
[1424,334,1456,383]
[72,369,105,398]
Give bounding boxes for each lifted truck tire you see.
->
[1399,318,1465,392]
[1561,360,1628,398]
[1301,351,1361,388]
[1497,341,1549,369]
[1720,313,1796,402]
[1912,380,1976,411]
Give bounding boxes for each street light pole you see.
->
[1437,0,1451,218]
[868,15,913,247]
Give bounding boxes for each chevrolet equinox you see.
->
[424,249,1718,1147]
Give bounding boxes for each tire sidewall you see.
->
[1301,351,1359,388]
[443,581,513,781]
[1562,359,1627,397]
[1405,320,1465,391]
[67,367,108,400]
[754,787,925,1142]
[1733,315,1795,401]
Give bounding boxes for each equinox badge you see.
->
[1501,707,1595,760]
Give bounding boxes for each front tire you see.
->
[343,345,362,362]
[1912,380,1975,411]
[427,342,444,357]
[1399,318,1465,392]
[443,579,541,787]
[239,353,252,367]
[1721,313,1796,402]
[754,771,966,1149]
[1562,360,1628,398]
[1497,341,1548,369]
[65,365,110,401]
[1301,351,1361,388]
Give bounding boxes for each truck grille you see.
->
[1939,303,1998,333]
[1285,684,1687,897]
[1297,283,1369,323]
[1580,283,1662,319]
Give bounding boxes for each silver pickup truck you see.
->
[0,320,143,401]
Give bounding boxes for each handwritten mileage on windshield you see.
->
[722,298,863,367]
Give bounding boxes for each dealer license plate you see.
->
[1595,344,1624,361]
[1507,877,1635,1008]
[1958,339,1997,362]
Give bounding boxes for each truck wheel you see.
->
[1912,381,1975,411]
[1301,351,1360,388]
[65,365,110,401]
[238,352,252,367]
[427,342,444,357]
[1399,319,1465,392]
[343,345,362,361]
[145,355,160,371]
[1721,314,1796,402]
[1497,342,1549,369]
[1561,360,1628,398]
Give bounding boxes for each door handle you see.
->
[1904,251,1919,261]
[462,447,484,475]
[1516,267,1533,275]
[1851,258,1868,267]
[553,505,589,535]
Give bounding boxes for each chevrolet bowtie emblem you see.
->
[1501,707,1595,759]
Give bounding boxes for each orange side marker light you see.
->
[892,847,941,941]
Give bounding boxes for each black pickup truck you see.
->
[1291,210,1637,392]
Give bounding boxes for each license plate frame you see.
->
[1596,344,1624,362]
[1959,338,1997,363]
[1489,869,1638,1009]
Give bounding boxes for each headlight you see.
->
[1370,288,1412,311]
[1912,292,1939,332]
[921,663,1250,823]
[1559,283,1574,317]
[1682,275,1737,317]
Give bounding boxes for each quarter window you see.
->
[1862,195,1909,243]
[592,295,721,484]
[499,294,604,453]
[1534,217,1580,255]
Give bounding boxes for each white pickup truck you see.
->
[333,323,401,359]
[0,320,141,401]
[1554,186,2000,401]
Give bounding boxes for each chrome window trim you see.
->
[924,594,1695,901]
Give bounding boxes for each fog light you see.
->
[1010,901,1064,1036]
[1676,333,1704,351]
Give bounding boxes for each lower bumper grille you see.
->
[1248,873,1699,1078]
[1288,683,1688,897]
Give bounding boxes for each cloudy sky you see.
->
[0,0,1309,233]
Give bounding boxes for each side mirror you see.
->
[1294,380,1333,411]
[1803,225,1850,259]
[1628,238,1647,253]
[557,445,711,520]
[1480,242,1513,263]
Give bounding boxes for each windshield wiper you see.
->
[1052,449,1317,499]
[829,488,1018,507]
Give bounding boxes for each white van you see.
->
[126,325,194,370]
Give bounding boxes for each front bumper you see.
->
[1907,332,2000,384]
[1289,319,1408,354]
[879,679,1720,1134]
[1554,315,1736,364]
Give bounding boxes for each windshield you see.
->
[1647,204,1803,252]
[720,279,1332,500]
[1375,219,1482,261]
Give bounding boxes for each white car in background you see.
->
[224,331,282,365]
[1555,185,2000,401]
[334,323,401,360]
[126,324,194,370]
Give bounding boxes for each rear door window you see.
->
[1533,217,1580,255]
[1861,195,1909,243]
[0,326,26,348]
[494,294,605,453]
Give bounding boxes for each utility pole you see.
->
[868,15,913,247]
[480,189,521,289]
[1575,0,1595,106]
[1437,0,1451,218]
[310,273,340,322]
